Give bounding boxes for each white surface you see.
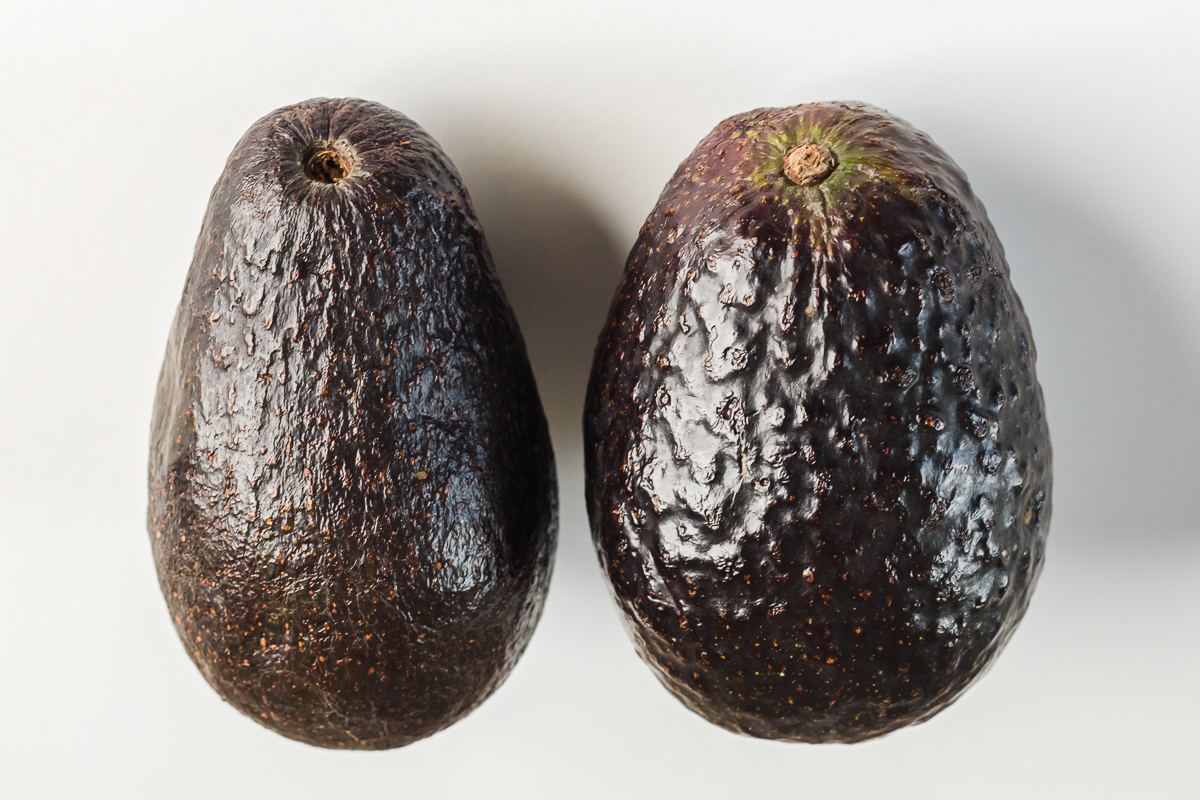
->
[2,2,1198,797]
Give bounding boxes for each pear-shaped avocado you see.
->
[584,102,1050,742]
[148,98,556,749]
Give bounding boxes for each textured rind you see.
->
[584,102,1050,742]
[148,98,557,749]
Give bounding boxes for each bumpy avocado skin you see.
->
[584,102,1050,742]
[148,99,556,749]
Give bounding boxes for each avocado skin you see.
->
[584,102,1050,742]
[148,99,556,749]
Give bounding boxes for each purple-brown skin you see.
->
[148,99,556,749]
[585,102,1050,742]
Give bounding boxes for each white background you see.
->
[2,1,1198,797]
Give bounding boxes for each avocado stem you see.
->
[783,143,837,186]
[304,141,354,184]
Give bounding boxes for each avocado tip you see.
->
[783,142,837,186]
[304,140,355,184]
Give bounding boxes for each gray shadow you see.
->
[976,170,1200,549]
[386,100,629,586]
[454,155,625,457]
[445,146,626,584]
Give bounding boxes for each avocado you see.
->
[584,102,1050,742]
[148,98,556,749]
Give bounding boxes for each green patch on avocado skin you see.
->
[748,121,902,212]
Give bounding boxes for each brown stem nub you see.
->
[783,143,837,187]
[304,142,354,184]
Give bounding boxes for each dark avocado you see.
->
[584,102,1050,742]
[148,98,556,749]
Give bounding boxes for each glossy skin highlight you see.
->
[148,99,556,749]
[585,102,1050,742]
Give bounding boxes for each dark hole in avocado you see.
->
[304,142,353,184]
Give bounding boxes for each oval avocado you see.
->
[148,98,557,749]
[584,102,1050,742]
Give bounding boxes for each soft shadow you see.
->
[390,101,628,585]
[976,170,1200,549]
[454,155,625,456]
[445,143,627,585]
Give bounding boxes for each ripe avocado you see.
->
[584,102,1050,742]
[148,98,557,749]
